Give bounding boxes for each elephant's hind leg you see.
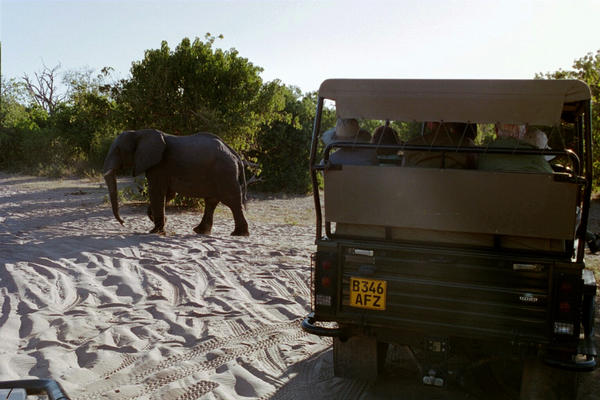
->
[194,198,218,235]
[222,197,249,236]
[231,214,249,236]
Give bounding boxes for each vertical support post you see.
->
[310,97,324,240]
[576,101,593,262]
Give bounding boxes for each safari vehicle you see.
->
[301,79,597,396]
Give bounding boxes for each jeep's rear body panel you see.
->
[315,240,581,343]
[325,166,578,241]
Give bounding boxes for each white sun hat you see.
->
[322,118,360,145]
[523,129,554,160]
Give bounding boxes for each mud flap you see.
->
[520,358,578,400]
[333,335,387,381]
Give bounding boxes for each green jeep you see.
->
[302,79,597,398]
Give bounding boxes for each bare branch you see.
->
[21,63,65,114]
[246,175,263,185]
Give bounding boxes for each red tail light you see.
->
[558,301,571,314]
[552,272,581,338]
[314,253,337,310]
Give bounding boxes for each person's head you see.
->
[425,121,441,134]
[523,129,554,160]
[371,125,399,155]
[426,122,476,140]
[322,118,361,145]
[357,128,372,143]
[495,124,526,140]
[372,125,399,146]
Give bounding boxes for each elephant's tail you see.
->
[238,157,248,209]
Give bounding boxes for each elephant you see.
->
[103,129,249,236]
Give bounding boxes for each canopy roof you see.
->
[318,79,591,125]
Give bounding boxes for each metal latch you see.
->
[353,248,374,257]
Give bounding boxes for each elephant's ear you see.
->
[133,130,166,176]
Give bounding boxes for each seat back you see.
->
[325,166,578,243]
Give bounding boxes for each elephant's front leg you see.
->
[148,191,174,223]
[148,184,167,234]
[194,198,219,235]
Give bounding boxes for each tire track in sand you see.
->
[139,330,308,397]
[174,380,220,400]
[77,319,305,399]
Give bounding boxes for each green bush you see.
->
[253,88,335,193]
[1,72,123,176]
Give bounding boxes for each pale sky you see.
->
[2,0,600,94]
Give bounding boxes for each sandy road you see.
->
[0,173,598,399]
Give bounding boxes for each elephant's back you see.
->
[165,133,235,161]
[163,133,240,185]
[161,133,243,199]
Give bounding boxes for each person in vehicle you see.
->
[371,125,400,156]
[321,118,378,165]
[523,128,554,160]
[478,124,553,173]
[402,122,477,168]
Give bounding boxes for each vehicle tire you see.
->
[520,358,578,400]
[333,335,387,381]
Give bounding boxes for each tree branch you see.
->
[22,63,64,114]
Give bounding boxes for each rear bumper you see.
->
[545,335,597,371]
[301,313,343,337]
[544,356,596,371]
[302,314,598,372]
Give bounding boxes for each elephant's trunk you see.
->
[104,169,124,225]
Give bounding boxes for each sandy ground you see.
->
[0,172,598,400]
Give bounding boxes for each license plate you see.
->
[349,277,387,310]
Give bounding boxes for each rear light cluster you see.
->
[320,259,333,288]
[314,252,337,310]
[552,274,581,338]
[553,322,574,335]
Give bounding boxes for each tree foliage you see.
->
[1,67,121,175]
[252,87,338,193]
[117,35,284,151]
[537,50,600,187]
[253,87,312,193]
[1,78,44,132]
[6,39,596,196]
[52,67,123,166]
